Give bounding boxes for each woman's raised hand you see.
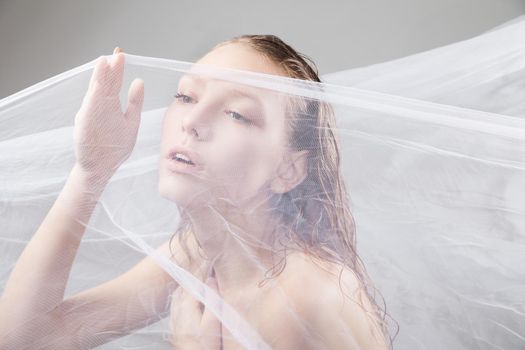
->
[73,47,144,187]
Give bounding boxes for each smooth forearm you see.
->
[0,164,108,323]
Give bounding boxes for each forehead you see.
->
[196,42,288,77]
[181,43,291,108]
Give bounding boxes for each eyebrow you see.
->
[179,74,204,87]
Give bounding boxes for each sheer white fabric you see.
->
[1,17,524,350]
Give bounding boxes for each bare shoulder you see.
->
[271,252,390,350]
[276,251,360,300]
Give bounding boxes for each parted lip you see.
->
[166,145,202,167]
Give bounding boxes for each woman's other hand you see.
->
[73,47,144,187]
[169,275,222,350]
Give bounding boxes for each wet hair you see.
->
[170,34,398,348]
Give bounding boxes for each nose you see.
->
[181,104,212,141]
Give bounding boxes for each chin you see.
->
[157,170,210,209]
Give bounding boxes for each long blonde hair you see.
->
[170,34,398,348]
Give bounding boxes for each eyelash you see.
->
[226,110,252,124]
[174,92,194,104]
[173,93,253,125]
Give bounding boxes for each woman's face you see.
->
[158,43,290,210]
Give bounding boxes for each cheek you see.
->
[209,134,282,202]
[160,110,179,145]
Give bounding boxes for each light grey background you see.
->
[1,0,525,99]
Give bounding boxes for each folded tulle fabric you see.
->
[1,17,524,350]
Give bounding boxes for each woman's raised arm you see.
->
[0,48,160,348]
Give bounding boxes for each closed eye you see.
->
[174,93,195,104]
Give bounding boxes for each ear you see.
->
[270,150,309,194]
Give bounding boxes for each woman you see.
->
[0,35,394,349]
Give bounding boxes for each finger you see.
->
[125,78,144,121]
[113,46,122,54]
[177,287,204,326]
[201,276,222,348]
[168,288,183,331]
[201,276,222,329]
[106,52,125,96]
[87,56,109,93]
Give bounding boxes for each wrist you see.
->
[69,164,111,197]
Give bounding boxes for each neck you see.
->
[184,200,281,294]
